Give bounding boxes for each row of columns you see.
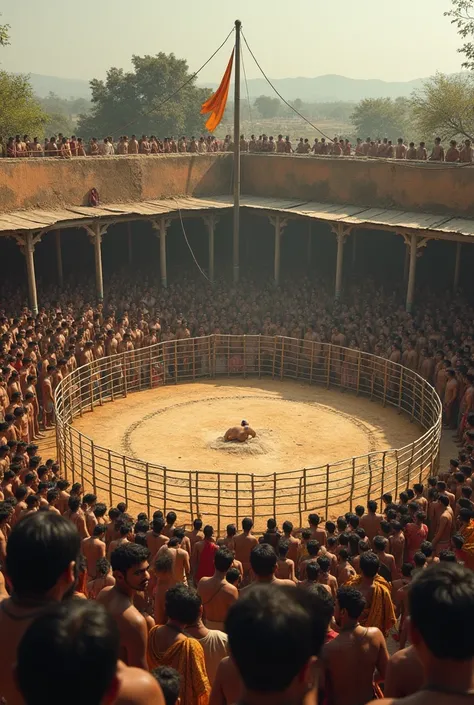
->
[13,216,466,315]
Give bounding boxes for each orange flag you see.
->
[200,50,234,132]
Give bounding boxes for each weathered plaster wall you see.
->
[1,153,474,216]
[0,154,232,213]
[241,155,474,216]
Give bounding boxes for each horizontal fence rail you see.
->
[55,336,442,532]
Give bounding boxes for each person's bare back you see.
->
[198,573,238,627]
[82,534,106,577]
[97,586,149,669]
[324,624,388,705]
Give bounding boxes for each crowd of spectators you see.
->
[2,132,474,162]
[0,271,473,704]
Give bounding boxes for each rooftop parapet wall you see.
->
[0,153,232,214]
[241,154,474,216]
[2,152,474,217]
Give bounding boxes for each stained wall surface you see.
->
[0,154,232,213]
[1,153,474,216]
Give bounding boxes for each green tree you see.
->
[0,14,10,46]
[411,72,474,141]
[350,97,410,140]
[77,53,211,138]
[43,112,75,139]
[253,95,281,119]
[445,1,474,69]
[0,71,46,137]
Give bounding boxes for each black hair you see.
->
[414,551,427,568]
[337,586,366,619]
[306,561,320,581]
[165,583,201,624]
[250,543,277,577]
[155,553,173,573]
[215,547,234,573]
[226,566,241,585]
[439,550,457,563]
[17,600,119,705]
[193,518,203,530]
[359,552,380,578]
[6,512,80,596]
[317,555,330,573]
[152,666,181,705]
[110,542,149,574]
[226,586,316,692]
[95,557,111,577]
[409,563,474,660]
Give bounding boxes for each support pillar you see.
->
[127,222,132,265]
[454,242,462,290]
[403,244,409,283]
[152,218,171,288]
[85,222,109,302]
[406,234,418,313]
[25,232,39,315]
[55,229,63,287]
[204,214,218,284]
[331,223,352,300]
[269,215,288,285]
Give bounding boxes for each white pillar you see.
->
[454,242,462,290]
[55,229,63,287]
[335,229,345,299]
[160,217,167,288]
[25,232,38,315]
[90,225,104,301]
[406,233,418,312]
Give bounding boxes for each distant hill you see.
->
[21,73,91,99]
[200,73,429,102]
[20,71,437,102]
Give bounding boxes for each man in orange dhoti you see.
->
[147,584,210,705]
[346,552,396,636]
[458,509,474,571]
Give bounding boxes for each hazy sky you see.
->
[0,0,465,84]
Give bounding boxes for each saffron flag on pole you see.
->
[200,50,234,132]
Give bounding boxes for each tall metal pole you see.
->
[232,19,241,284]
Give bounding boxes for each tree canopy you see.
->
[411,72,474,142]
[0,71,46,138]
[254,95,281,119]
[77,53,211,138]
[350,97,410,141]
[0,14,9,46]
[445,0,474,70]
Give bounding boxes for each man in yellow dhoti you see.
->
[147,583,210,705]
[458,508,474,571]
[346,552,396,636]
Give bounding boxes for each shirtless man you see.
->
[360,500,383,545]
[336,547,356,585]
[233,517,259,581]
[152,552,174,625]
[431,494,453,556]
[317,555,338,598]
[157,535,190,585]
[0,512,80,705]
[87,557,115,600]
[41,364,55,428]
[224,419,256,442]
[97,542,151,669]
[82,524,107,578]
[429,137,445,161]
[146,516,169,558]
[370,563,474,705]
[324,586,389,705]
[373,535,398,581]
[445,139,460,162]
[276,540,297,581]
[459,138,473,163]
[64,495,89,539]
[186,517,205,550]
[197,547,238,630]
[108,522,133,558]
[241,543,296,592]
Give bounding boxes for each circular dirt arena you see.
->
[72,378,420,475]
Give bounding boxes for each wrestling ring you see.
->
[55,335,442,532]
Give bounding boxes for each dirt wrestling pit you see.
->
[72,379,421,475]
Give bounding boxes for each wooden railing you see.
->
[55,336,442,533]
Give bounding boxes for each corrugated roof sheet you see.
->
[0,195,473,241]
